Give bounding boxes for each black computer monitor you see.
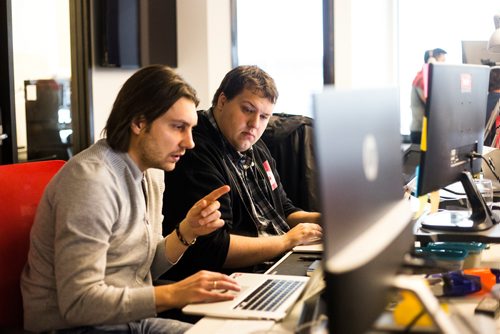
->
[312,87,414,334]
[416,63,492,232]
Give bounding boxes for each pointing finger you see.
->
[203,185,230,202]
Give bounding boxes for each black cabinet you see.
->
[93,0,177,68]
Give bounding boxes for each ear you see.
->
[131,116,146,135]
[216,93,227,111]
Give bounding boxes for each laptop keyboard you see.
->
[234,279,305,312]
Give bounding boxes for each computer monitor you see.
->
[312,87,414,334]
[416,63,493,232]
[462,40,500,66]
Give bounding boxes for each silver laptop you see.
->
[182,272,309,320]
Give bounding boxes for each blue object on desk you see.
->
[427,271,482,297]
[489,268,500,282]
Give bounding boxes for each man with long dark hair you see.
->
[21,65,240,334]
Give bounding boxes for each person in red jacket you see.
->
[410,48,447,144]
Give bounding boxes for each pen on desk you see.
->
[299,256,322,261]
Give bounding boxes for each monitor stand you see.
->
[420,171,496,232]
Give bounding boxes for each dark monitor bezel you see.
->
[416,63,489,197]
[415,63,494,232]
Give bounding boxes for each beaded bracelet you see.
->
[175,224,197,246]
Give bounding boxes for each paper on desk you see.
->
[414,195,428,219]
[430,191,440,213]
[186,318,274,334]
[414,184,464,219]
[439,181,467,200]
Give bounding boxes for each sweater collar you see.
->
[99,139,144,184]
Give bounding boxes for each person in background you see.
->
[160,65,322,282]
[410,48,447,144]
[20,65,240,334]
[485,66,500,147]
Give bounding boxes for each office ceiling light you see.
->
[488,14,500,53]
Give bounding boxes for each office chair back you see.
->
[262,114,319,211]
[0,160,65,329]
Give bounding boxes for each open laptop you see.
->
[292,239,323,253]
[182,272,309,321]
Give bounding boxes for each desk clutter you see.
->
[412,242,500,297]
[426,268,500,297]
[388,269,500,332]
[187,244,500,333]
[414,241,486,270]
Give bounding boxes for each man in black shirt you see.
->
[162,65,322,281]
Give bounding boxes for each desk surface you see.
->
[187,245,500,334]
[414,218,500,243]
[408,191,500,243]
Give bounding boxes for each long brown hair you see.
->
[104,65,199,152]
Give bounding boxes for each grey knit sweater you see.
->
[21,139,172,332]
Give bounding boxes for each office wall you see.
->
[91,0,232,142]
[91,0,397,142]
[334,0,397,88]
[177,0,232,111]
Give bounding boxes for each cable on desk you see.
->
[402,309,426,333]
[441,187,465,196]
[441,153,500,196]
[474,152,500,184]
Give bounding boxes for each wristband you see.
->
[175,224,197,246]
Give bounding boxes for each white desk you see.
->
[186,245,500,334]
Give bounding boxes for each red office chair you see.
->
[0,160,65,330]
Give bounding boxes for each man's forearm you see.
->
[287,211,321,227]
[223,234,290,268]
